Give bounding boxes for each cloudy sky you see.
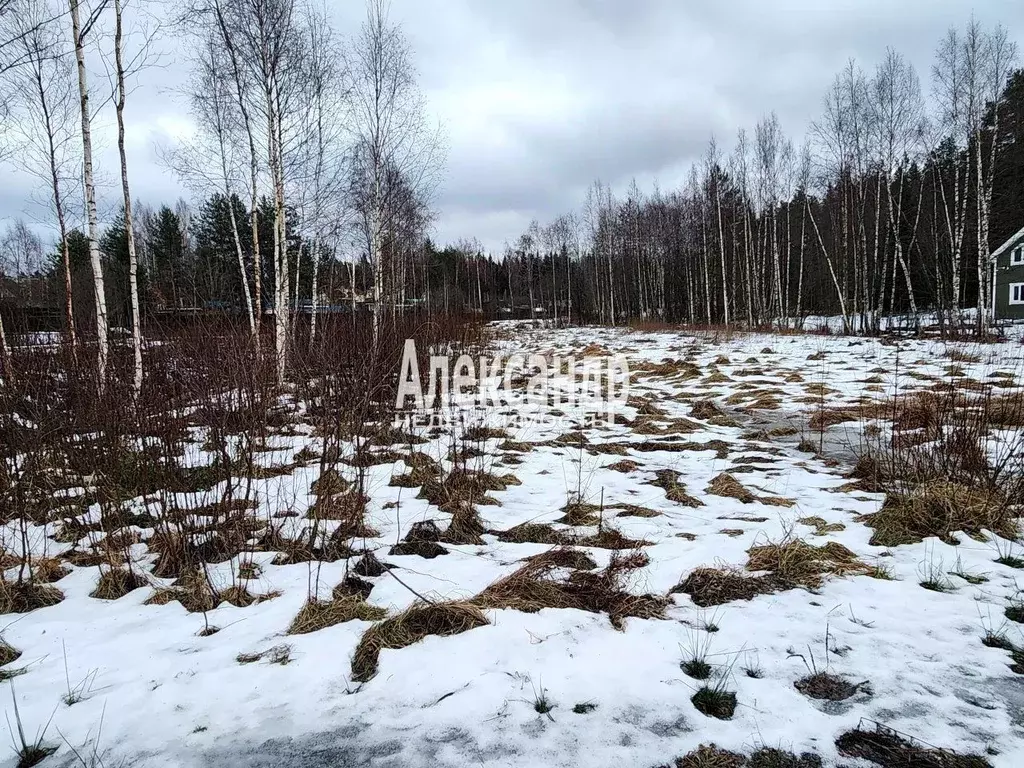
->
[3,0,1024,254]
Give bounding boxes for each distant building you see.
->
[993,226,1024,321]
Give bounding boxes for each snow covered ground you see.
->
[4,323,1024,767]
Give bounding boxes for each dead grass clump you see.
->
[690,400,739,427]
[606,459,640,473]
[615,504,661,518]
[237,644,293,665]
[557,501,604,526]
[630,396,669,418]
[635,359,701,379]
[472,561,580,614]
[947,349,982,364]
[463,426,510,441]
[351,601,489,681]
[288,595,387,635]
[90,568,147,600]
[418,469,511,512]
[145,568,217,613]
[310,489,371,521]
[497,440,533,453]
[808,408,861,431]
[523,547,597,570]
[836,724,991,768]
[334,576,374,601]
[0,637,21,667]
[405,520,442,542]
[625,439,731,458]
[388,471,424,488]
[473,552,666,629]
[794,672,861,701]
[353,551,392,576]
[672,566,786,607]
[311,468,349,496]
[440,506,486,545]
[863,482,1016,546]
[797,517,846,536]
[746,538,871,588]
[760,495,796,508]
[649,470,704,507]
[668,744,746,768]
[578,528,651,549]
[31,557,70,584]
[388,541,449,558]
[218,585,254,607]
[985,393,1024,427]
[0,581,64,614]
[707,473,756,503]
[747,748,823,768]
[348,448,403,467]
[495,523,572,545]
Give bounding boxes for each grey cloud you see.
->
[3,0,1023,254]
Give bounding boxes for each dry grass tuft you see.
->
[747,748,823,768]
[32,557,70,584]
[463,426,510,441]
[606,459,640,473]
[836,724,991,768]
[388,540,449,558]
[90,568,147,600]
[288,595,387,635]
[353,551,392,576]
[797,516,846,536]
[351,601,489,681]
[672,566,786,607]
[704,370,732,384]
[649,469,704,507]
[578,528,651,550]
[311,468,350,496]
[418,469,512,512]
[707,473,756,503]
[634,359,701,379]
[522,547,597,570]
[794,672,861,701]
[614,504,661,518]
[0,637,21,667]
[440,506,487,545]
[557,501,604,526]
[863,481,1017,546]
[667,743,746,768]
[0,580,64,614]
[947,349,982,364]
[144,568,217,613]
[498,440,533,453]
[690,400,739,427]
[237,644,293,666]
[473,551,666,629]
[746,537,872,588]
[495,523,572,545]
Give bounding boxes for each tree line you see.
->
[445,21,1020,334]
[1,7,1022,402]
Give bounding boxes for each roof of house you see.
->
[993,225,1024,259]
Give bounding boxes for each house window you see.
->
[1011,283,1024,305]
[1012,247,1024,266]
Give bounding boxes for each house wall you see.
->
[994,236,1024,321]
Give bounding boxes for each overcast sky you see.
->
[3,0,1023,254]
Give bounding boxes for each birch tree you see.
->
[349,0,440,348]
[70,0,109,386]
[7,0,79,355]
